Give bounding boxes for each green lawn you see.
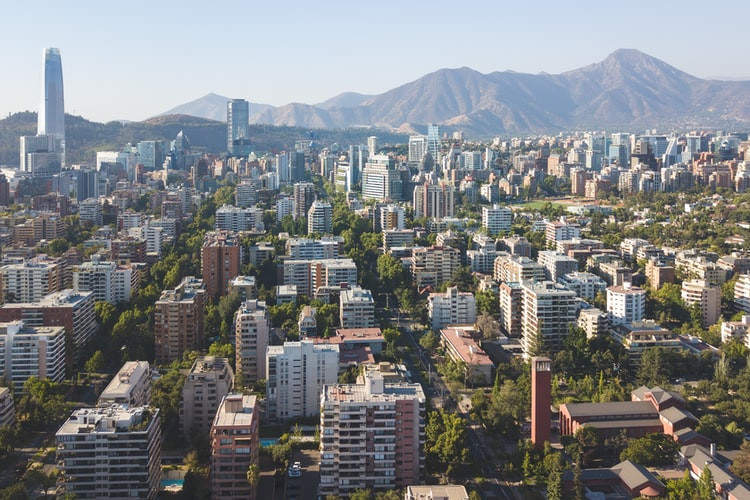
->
[513,200,566,210]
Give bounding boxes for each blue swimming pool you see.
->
[260,438,279,447]
[161,479,184,488]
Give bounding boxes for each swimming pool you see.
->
[160,479,184,488]
[260,438,279,447]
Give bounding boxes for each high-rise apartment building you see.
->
[482,204,512,235]
[607,284,647,326]
[227,99,250,156]
[339,286,375,328]
[181,356,234,436]
[201,231,242,299]
[56,405,161,499]
[408,135,427,166]
[293,182,316,220]
[681,279,721,328]
[215,205,264,232]
[428,286,477,330]
[319,372,425,497]
[210,395,259,500]
[73,255,134,304]
[538,251,579,282]
[499,282,523,337]
[0,289,96,366]
[0,321,66,388]
[0,257,64,303]
[235,300,270,384]
[412,183,455,220]
[521,281,577,359]
[307,200,333,234]
[154,276,206,365]
[410,246,461,290]
[266,340,339,421]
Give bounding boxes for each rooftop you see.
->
[561,400,657,419]
[324,381,425,404]
[99,361,150,401]
[212,394,257,428]
[57,405,157,435]
[440,326,493,367]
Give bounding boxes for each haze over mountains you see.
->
[159,49,750,135]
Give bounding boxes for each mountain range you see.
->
[158,49,750,135]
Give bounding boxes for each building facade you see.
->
[235,300,270,383]
[154,277,206,365]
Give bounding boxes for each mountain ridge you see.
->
[158,50,750,135]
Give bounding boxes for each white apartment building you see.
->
[319,373,425,497]
[276,197,294,222]
[339,286,375,328]
[98,361,151,407]
[494,254,546,283]
[78,198,102,225]
[545,220,581,246]
[721,315,750,346]
[467,246,498,274]
[73,255,135,304]
[0,321,65,388]
[577,308,609,338]
[0,388,15,428]
[266,340,339,421]
[559,272,607,300]
[0,258,64,303]
[235,300,270,383]
[681,279,721,328]
[735,274,750,313]
[282,258,358,297]
[56,405,161,499]
[411,246,461,290]
[378,204,406,231]
[521,281,577,359]
[427,286,476,331]
[607,284,647,326]
[215,205,264,232]
[286,237,343,260]
[482,204,512,235]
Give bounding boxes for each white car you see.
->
[288,462,302,478]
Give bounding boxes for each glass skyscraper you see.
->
[38,48,65,155]
[227,99,251,156]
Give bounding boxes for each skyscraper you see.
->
[39,48,65,153]
[227,99,250,156]
[427,123,440,161]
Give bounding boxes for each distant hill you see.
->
[0,113,406,166]
[156,93,274,122]
[160,49,750,135]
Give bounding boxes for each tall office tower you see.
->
[361,155,402,201]
[408,135,427,166]
[75,168,99,201]
[293,182,315,220]
[367,136,378,157]
[531,357,552,450]
[292,151,306,182]
[201,231,242,299]
[210,395,259,500]
[235,300,270,384]
[39,48,65,157]
[154,276,206,365]
[56,405,161,499]
[227,99,250,156]
[266,340,339,421]
[319,372,425,497]
[307,200,332,234]
[276,153,290,182]
[427,123,440,161]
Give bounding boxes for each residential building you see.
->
[538,251,578,282]
[210,395,260,500]
[646,259,675,290]
[319,372,425,497]
[577,308,608,338]
[98,361,151,407]
[282,258,358,297]
[383,229,415,251]
[735,273,750,313]
[339,286,375,328]
[202,231,242,299]
[78,198,102,225]
[0,257,64,303]
[154,276,206,365]
[73,255,134,304]
[610,321,682,367]
[0,321,65,388]
[545,220,580,246]
[497,236,532,258]
[721,315,750,346]
[499,282,523,337]
[56,405,161,500]
[607,284,647,326]
[558,272,607,300]
[266,340,339,421]
[405,485,469,500]
[410,246,461,290]
[520,281,577,359]
[286,237,343,260]
[215,205,264,232]
[466,246,498,274]
[0,289,95,366]
[228,275,257,301]
[235,300,270,383]
[681,279,721,328]
[428,287,476,331]
[412,183,455,220]
[493,254,546,283]
[481,204,512,235]
[308,200,333,234]
[181,356,234,437]
[376,204,405,231]
[440,325,493,384]
[293,182,315,220]
[298,306,317,337]
[0,388,14,428]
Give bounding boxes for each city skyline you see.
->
[1,0,750,123]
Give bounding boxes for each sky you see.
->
[2,0,750,123]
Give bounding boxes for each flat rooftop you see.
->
[212,394,257,428]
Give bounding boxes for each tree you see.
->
[696,466,715,499]
[732,440,750,484]
[246,463,259,487]
[547,462,564,500]
[350,489,373,500]
[573,460,584,500]
[377,254,405,291]
[476,290,500,315]
[425,409,469,474]
[419,331,439,352]
[666,469,696,500]
[619,433,678,466]
[637,347,670,386]
[85,350,105,374]
[475,312,500,339]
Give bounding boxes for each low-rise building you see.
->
[339,286,375,328]
[98,361,151,407]
[440,325,493,385]
[610,320,682,367]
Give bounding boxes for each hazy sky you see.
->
[3,0,749,123]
